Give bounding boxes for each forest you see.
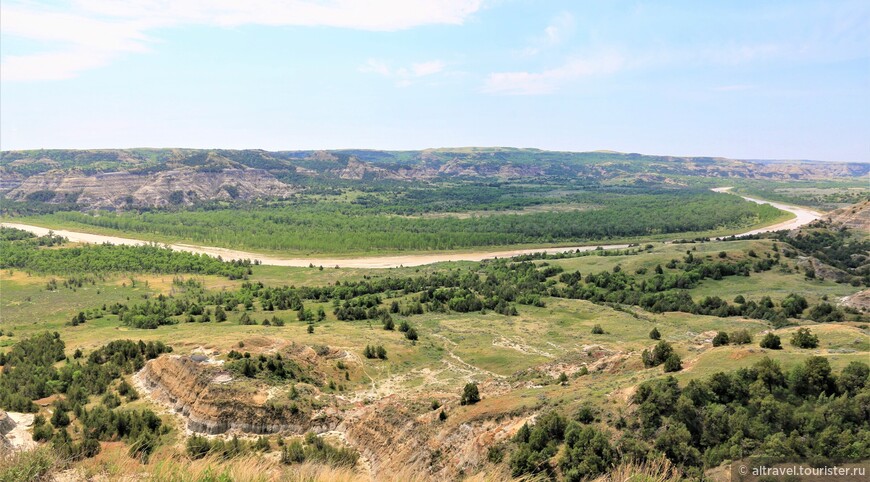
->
[20,189,783,253]
[0,227,253,279]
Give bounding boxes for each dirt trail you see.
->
[0,189,818,269]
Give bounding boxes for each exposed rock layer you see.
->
[5,168,293,209]
[137,356,338,435]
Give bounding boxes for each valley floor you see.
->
[0,191,813,269]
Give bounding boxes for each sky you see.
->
[1,0,868,161]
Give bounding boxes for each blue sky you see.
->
[1,0,868,161]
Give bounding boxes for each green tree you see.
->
[460,383,480,405]
[663,353,683,372]
[790,327,819,349]
[780,294,808,318]
[760,333,782,350]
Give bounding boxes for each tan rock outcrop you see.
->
[6,168,294,209]
[137,356,338,435]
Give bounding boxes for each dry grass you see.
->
[592,458,682,482]
[0,446,61,482]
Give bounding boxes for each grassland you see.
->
[1,220,868,481]
[2,237,865,390]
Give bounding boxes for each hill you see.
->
[2,148,867,209]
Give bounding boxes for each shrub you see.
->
[649,327,661,340]
[781,294,808,318]
[711,332,729,347]
[790,327,819,349]
[186,435,212,459]
[460,383,480,405]
[642,341,674,368]
[729,329,752,345]
[382,317,395,330]
[663,354,682,372]
[760,333,782,350]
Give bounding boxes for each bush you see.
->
[729,329,752,345]
[781,293,808,318]
[808,302,844,322]
[760,333,782,349]
[382,317,395,330]
[790,327,819,349]
[649,327,661,340]
[663,354,682,372]
[591,324,605,334]
[281,440,305,464]
[711,332,729,347]
[460,383,480,405]
[642,341,674,368]
[50,408,70,428]
[186,435,212,459]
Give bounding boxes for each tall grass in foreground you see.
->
[0,447,680,482]
[592,458,682,482]
[0,446,60,482]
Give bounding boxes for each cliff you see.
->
[4,168,294,210]
[136,356,339,435]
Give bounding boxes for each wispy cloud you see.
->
[359,59,446,86]
[518,12,575,57]
[485,40,805,96]
[1,0,482,81]
[483,52,624,95]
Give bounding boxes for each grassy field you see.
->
[2,232,868,482]
[2,236,866,393]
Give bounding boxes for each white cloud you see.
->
[359,58,446,86]
[483,53,624,95]
[518,12,575,57]
[410,60,446,77]
[359,59,392,77]
[1,0,482,81]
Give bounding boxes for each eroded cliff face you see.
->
[136,356,339,435]
[340,396,532,479]
[0,411,14,452]
[136,352,532,480]
[6,168,294,209]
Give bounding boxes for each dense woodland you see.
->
[19,190,781,253]
[0,227,253,279]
